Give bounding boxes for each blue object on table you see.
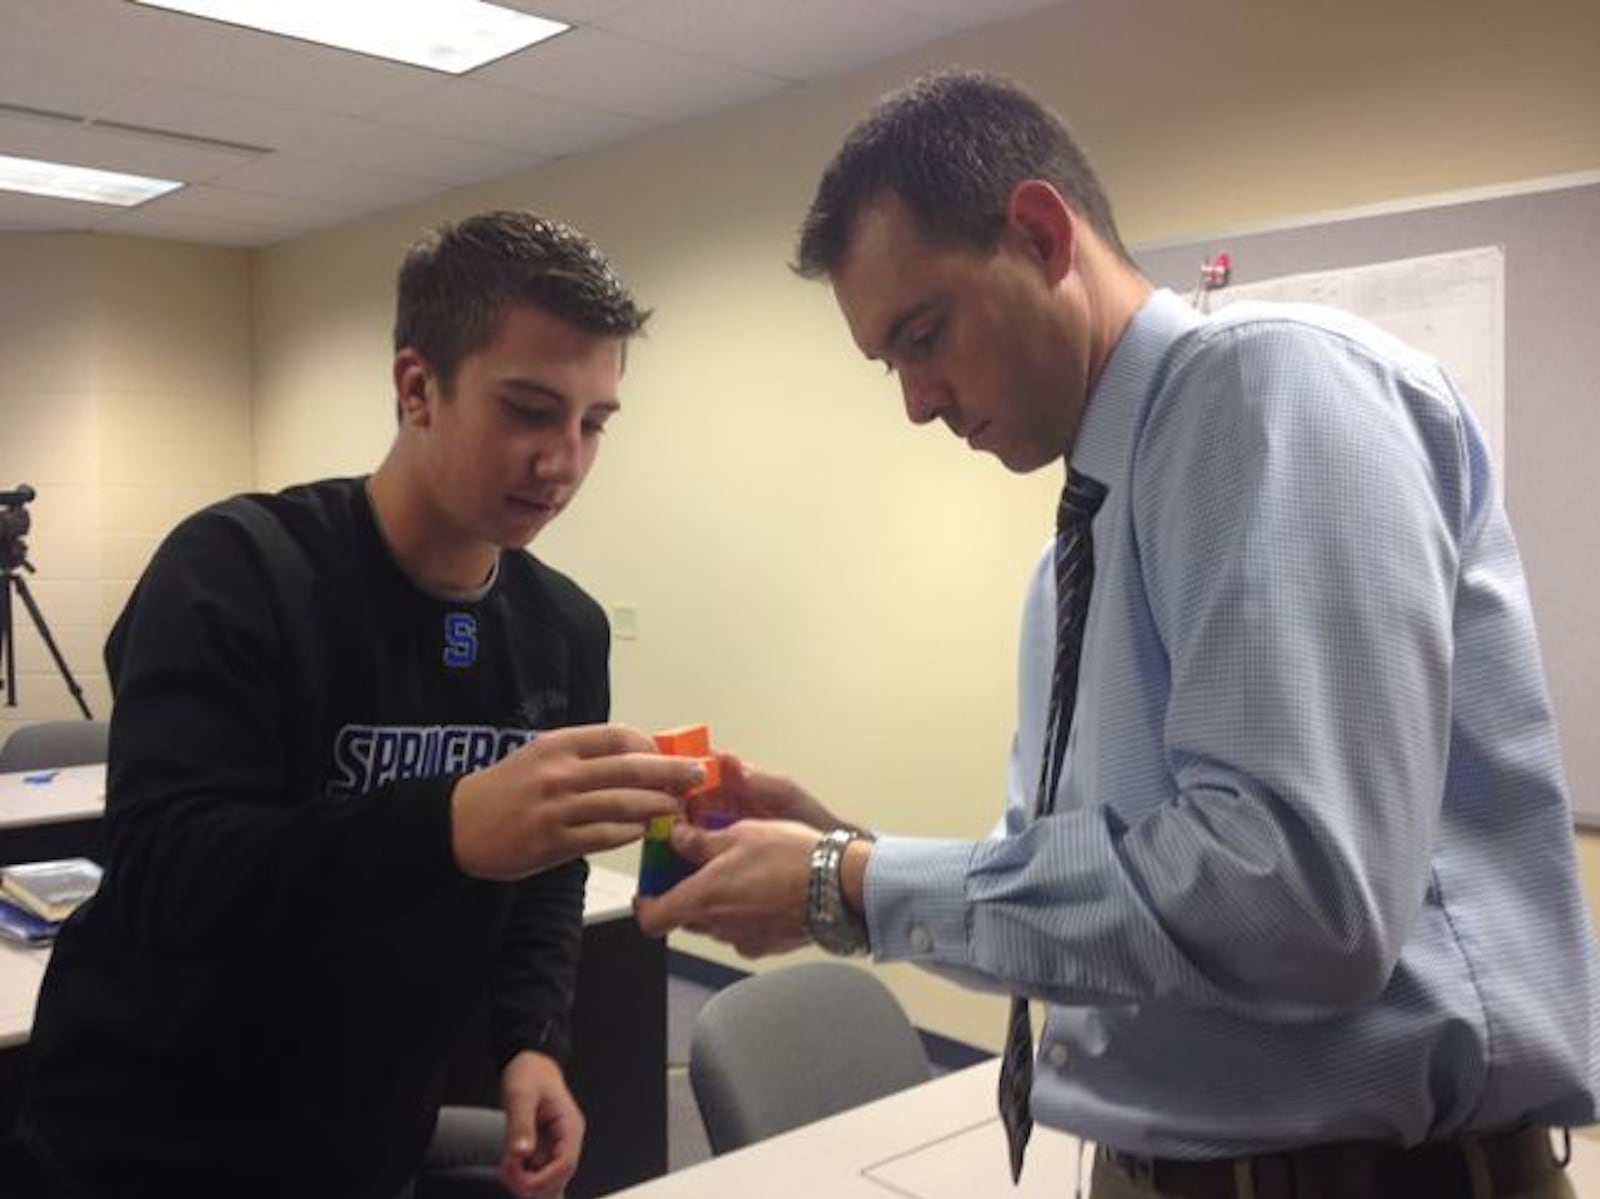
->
[0,895,60,944]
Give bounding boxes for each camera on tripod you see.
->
[0,483,36,573]
[0,484,92,717]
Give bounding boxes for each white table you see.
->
[0,763,105,830]
[0,765,646,1049]
[0,766,636,919]
[0,764,105,1051]
[611,1059,1083,1198]
[0,938,49,1049]
[0,862,639,1050]
[611,1057,1600,1198]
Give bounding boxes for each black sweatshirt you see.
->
[22,477,608,1199]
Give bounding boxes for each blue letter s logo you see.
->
[443,612,478,668]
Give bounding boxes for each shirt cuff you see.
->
[863,836,977,964]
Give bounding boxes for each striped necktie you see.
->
[998,466,1107,1183]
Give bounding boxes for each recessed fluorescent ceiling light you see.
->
[131,0,570,74]
[0,154,183,206]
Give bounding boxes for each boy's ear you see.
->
[393,349,434,427]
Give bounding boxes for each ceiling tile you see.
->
[95,85,540,187]
[27,126,264,186]
[206,155,444,210]
[371,79,646,157]
[0,189,119,234]
[0,45,154,121]
[0,108,81,157]
[140,183,364,229]
[93,85,317,154]
[473,25,786,123]
[594,0,951,81]
[494,0,647,22]
[94,205,288,248]
[877,0,1064,30]
[274,118,541,188]
[0,0,1064,246]
[29,0,443,118]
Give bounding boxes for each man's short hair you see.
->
[795,69,1133,278]
[394,210,649,389]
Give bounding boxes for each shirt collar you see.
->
[1069,288,1203,494]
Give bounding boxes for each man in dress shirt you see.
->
[637,70,1599,1198]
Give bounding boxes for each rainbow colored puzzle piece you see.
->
[638,723,732,896]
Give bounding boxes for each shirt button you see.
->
[909,925,933,953]
[1046,1043,1070,1069]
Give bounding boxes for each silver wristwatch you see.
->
[805,828,873,956]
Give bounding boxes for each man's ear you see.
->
[393,349,434,427]
[1006,179,1077,286]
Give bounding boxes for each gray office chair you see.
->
[688,960,932,1155]
[0,720,110,772]
[414,1106,506,1198]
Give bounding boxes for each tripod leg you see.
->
[7,573,93,720]
[1,576,14,707]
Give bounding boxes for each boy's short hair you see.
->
[395,210,649,390]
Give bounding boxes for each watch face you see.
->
[814,915,860,956]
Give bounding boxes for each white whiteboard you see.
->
[1201,247,1506,482]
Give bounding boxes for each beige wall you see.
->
[250,0,1600,1048]
[1582,838,1600,944]
[0,235,253,744]
[0,0,1596,1050]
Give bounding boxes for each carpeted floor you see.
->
[665,963,717,1171]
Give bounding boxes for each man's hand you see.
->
[499,1050,584,1199]
[634,818,820,957]
[452,723,703,881]
[714,754,843,829]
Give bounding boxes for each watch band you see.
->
[806,827,873,956]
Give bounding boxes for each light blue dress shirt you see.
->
[865,289,1600,1157]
